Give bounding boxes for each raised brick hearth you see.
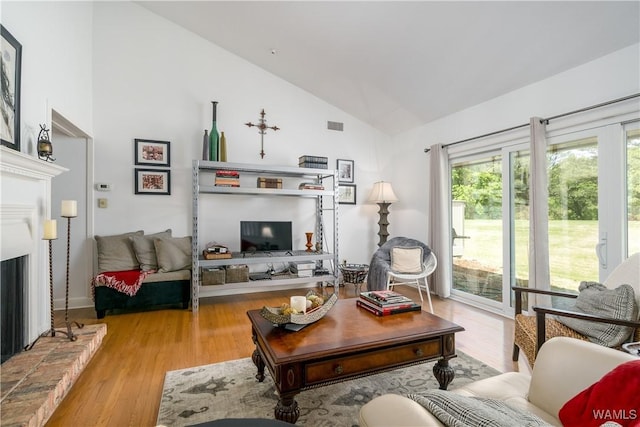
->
[0,324,106,427]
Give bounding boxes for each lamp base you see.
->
[376,202,391,247]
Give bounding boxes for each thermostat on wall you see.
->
[95,183,111,191]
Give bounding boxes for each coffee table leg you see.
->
[433,358,455,390]
[275,393,300,424]
[251,349,265,382]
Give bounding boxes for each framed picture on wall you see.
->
[1,25,22,151]
[134,139,171,167]
[338,184,356,205]
[135,168,171,195]
[337,159,354,183]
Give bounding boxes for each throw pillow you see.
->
[408,390,552,427]
[556,281,638,348]
[95,230,143,273]
[559,360,640,427]
[130,229,172,271]
[154,236,192,273]
[391,246,423,273]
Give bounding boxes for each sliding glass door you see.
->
[449,122,636,314]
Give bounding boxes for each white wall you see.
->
[2,2,94,309]
[91,2,389,279]
[1,1,93,152]
[387,44,640,241]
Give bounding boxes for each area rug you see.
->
[157,352,500,426]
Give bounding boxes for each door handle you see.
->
[596,232,607,269]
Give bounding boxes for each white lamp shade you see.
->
[368,181,398,203]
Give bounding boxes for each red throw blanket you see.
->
[92,270,149,297]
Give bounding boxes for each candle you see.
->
[61,200,77,218]
[290,296,307,314]
[43,219,57,240]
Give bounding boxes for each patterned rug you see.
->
[157,352,500,426]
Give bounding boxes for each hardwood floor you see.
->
[46,285,530,426]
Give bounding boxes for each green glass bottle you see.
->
[209,101,219,161]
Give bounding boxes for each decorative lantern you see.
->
[37,124,55,162]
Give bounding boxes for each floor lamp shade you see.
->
[368,182,398,247]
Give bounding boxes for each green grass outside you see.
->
[458,219,640,292]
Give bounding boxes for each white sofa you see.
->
[359,337,637,426]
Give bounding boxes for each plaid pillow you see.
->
[556,282,637,347]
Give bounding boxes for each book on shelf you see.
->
[298,162,329,169]
[202,251,232,260]
[289,261,315,272]
[215,170,240,177]
[359,290,414,307]
[215,177,240,187]
[298,155,328,164]
[298,183,325,190]
[356,299,421,316]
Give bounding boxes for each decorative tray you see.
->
[260,291,338,326]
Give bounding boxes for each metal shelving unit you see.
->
[191,160,339,312]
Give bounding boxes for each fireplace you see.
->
[1,255,27,363]
[0,146,67,352]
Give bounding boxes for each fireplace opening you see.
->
[1,255,27,364]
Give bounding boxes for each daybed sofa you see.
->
[92,230,191,318]
[359,337,639,427]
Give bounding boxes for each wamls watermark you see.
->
[592,409,638,422]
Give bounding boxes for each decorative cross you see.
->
[245,109,280,158]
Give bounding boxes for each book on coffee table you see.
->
[356,299,421,316]
[360,290,414,308]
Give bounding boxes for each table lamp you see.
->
[368,181,398,247]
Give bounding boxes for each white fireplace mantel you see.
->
[1,146,68,344]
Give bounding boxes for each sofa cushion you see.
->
[143,269,191,283]
[154,236,192,273]
[390,246,423,273]
[95,230,143,273]
[408,390,552,427]
[556,281,638,347]
[559,359,640,427]
[130,229,172,271]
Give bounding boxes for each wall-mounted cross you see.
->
[245,109,280,159]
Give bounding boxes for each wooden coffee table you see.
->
[247,297,465,423]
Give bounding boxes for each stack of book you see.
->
[298,182,325,190]
[257,177,283,189]
[290,261,315,278]
[357,290,421,316]
[298,155,328,169]
[215,170,240,187]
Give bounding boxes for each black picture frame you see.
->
[338,184,356,205]
[135,168,171,195]
[134,139,171,167]
[1,25,22,151]
[337,159,354,183]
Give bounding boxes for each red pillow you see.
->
[559,360,640,427]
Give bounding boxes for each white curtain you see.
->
[427,144,452,298]
[529,117,552,309]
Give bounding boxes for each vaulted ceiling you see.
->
[138,1,640,135]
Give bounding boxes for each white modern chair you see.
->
[386,252,437,313]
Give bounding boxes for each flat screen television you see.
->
[241,221,292,252]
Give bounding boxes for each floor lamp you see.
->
[368,181,398,247]
[61,200,84,341]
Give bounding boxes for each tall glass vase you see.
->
[202,129,209,161]
[209,101,219,161]
[219,131,227,162]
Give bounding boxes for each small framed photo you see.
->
[135,168,171,195]
[1,25,22,151]
[134,139,170,167]
[338,184,356,205]
[337,159,354,183]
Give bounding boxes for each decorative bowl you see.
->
[260,291,338,325]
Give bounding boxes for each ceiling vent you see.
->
[327,121,344,131]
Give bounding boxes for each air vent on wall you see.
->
[327,121,344,131]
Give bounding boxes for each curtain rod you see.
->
[424,92,640,153]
